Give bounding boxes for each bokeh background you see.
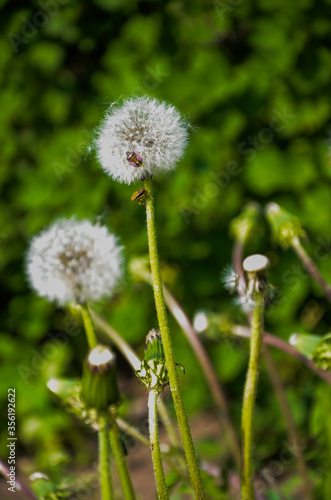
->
[1,0,331,498]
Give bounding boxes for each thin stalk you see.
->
[241,292,264,500]
[116,418,189,482]
[99,415,113,500]
[230,325,331,386]
[80,305,113,500]
[79,303,98,349]
[91,310,182,451]
[149,389,169,499]
[292,237,331,304]
[233,240,311,494]
[164,285,241,469]
[263,346,312,500]
[144,176,205,499]
[109,422,136,500]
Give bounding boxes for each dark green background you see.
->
[1,0,331,496]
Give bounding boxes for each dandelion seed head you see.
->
[221,266,239,294]
[26,218,123,305]
[95,97,189,184]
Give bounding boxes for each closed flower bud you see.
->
[136,329,169,392]
[230,202,261,245]
[289,333,321,359]
[265,203,305,248]
[82,345,120,410]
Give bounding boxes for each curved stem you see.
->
[144,176,205,499]
[149,389,169,499]
[292,237,331,304]
[164,285,241,469]
[241,292,264,500]
[99,415,113,500]
[91,310,182,451]
[109,422,136,500]
[116,418,189,482]
[230,325,331,386]
[79,303,98,349]
[263,346,312,500]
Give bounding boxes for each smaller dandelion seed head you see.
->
[26,218,123,306]
[95,96,190,185]
[29,472,49,482]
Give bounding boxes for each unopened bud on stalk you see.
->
[29,472,62,499]
[265,203,305,248]
[136,329,169,392]
[312,333,331,370]
[82,344,120,411]
[230,202,261,244]
[289,333,321,359]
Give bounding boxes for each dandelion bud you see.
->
[289,333,321,359]
[82,345,120,411]
[230,202,261,245]
[136,329,169,392]
[29,473,59,499]
[312,333,331,370]
[265,203,305,248]
[95,97,189,185]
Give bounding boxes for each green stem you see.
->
[109,422,136,500]
[91,310,182,452]
[292,237,331,304]
[148,389,169,500]
[99,415,113,500]
[163,285,241,469]
[116,418,189,482]
[80,306,112,500]
[79,303,98,349]
[264,346,312,500]
[144,176,205,499]
[241,291,264,500]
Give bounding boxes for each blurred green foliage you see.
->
[1,0,331,495]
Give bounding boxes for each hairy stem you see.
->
[148,389,169,499]
[230,325,331,386]
[109,422,136,500]
[263,346,312,500]
[116,418,189,482]
[91,310,182,451]
[79,303,98,349]
[99,415,113,500]
[164,285,241,469]
[80,306,113,500]
[292,237,331,304]
[241,292,264,500]
[144,176,205,499]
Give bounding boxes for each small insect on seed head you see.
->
[131,187,147,205]
[126,151,143,168]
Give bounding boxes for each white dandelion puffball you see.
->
[27,218,123,305]
[95,96,189,184]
